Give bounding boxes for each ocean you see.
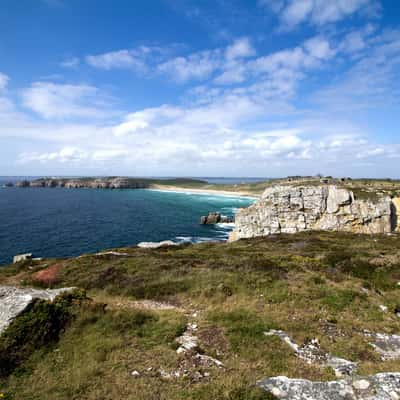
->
[0,177,255,266]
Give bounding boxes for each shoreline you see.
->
[149,185,260,200]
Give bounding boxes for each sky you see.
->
[0,0,399,178]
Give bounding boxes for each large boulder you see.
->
[230,185,393,240]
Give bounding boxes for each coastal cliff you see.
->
[230,185,398,240]
[13,177,207,190]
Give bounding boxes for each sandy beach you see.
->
[149,185,260,199]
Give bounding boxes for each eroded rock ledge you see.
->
[0,286,75,334]
[231,185,399,240]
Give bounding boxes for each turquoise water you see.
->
[0,184,254,265]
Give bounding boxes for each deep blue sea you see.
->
[0,177,256,266]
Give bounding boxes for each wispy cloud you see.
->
[261,0,381,30]
[85,45,169,72]
[21,82,116,119]
[60,57,80,68]
[0,72,9,91]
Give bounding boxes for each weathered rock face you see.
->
[257,373,400,400]
[231,185,393,240]
[392,197,400,232]
[13,253,32,263]
[0,286,75,334]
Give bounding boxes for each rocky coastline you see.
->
[12,177,154,189]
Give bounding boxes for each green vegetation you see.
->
[1,231,400,398]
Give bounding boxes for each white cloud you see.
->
[2,24,399,178]
[60,57,80,68]
[281,0,313,28]
[265,0,381,30]
[225,37,256,60]
[86,49,145,70]
[157,49,222,82]
[314,29,400,111]
[21,82,114,119]
[0,73,9,91]
[304,37,335,59]
[18,146,88,163]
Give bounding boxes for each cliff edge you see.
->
[230,185,399,240]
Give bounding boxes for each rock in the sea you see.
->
[257,373,400,400]
[15,180,30,188]
[231,185,394,240]
[13,253,33,263]
[137,240,178,249]
[200,212,234,224]
[0,286,75,334]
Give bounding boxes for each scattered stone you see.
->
[176,329,199,354]
[265,330,357,377]
[0,286,75,334]
[195,354,224,368]
[13,253,32,263]
[126,300,177,311]
[257,373,400,400]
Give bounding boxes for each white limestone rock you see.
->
[231,185,393,240]
[0,286,75,334]
[257,373,400,400]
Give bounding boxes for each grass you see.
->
[1,231,400,398]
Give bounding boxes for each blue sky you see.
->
[1,0,399,178]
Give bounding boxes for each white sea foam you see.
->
[147,188,257,201]
[215,222,235,229]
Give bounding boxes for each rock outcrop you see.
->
[12,177,206,190]
[13,253,33,263]
[230,185,394,240]
[265,330,357,378]
[0,286,75,334]
[257,373,400,400]
[200,212,234,224]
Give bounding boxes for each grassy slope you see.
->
[1,232,400,399]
